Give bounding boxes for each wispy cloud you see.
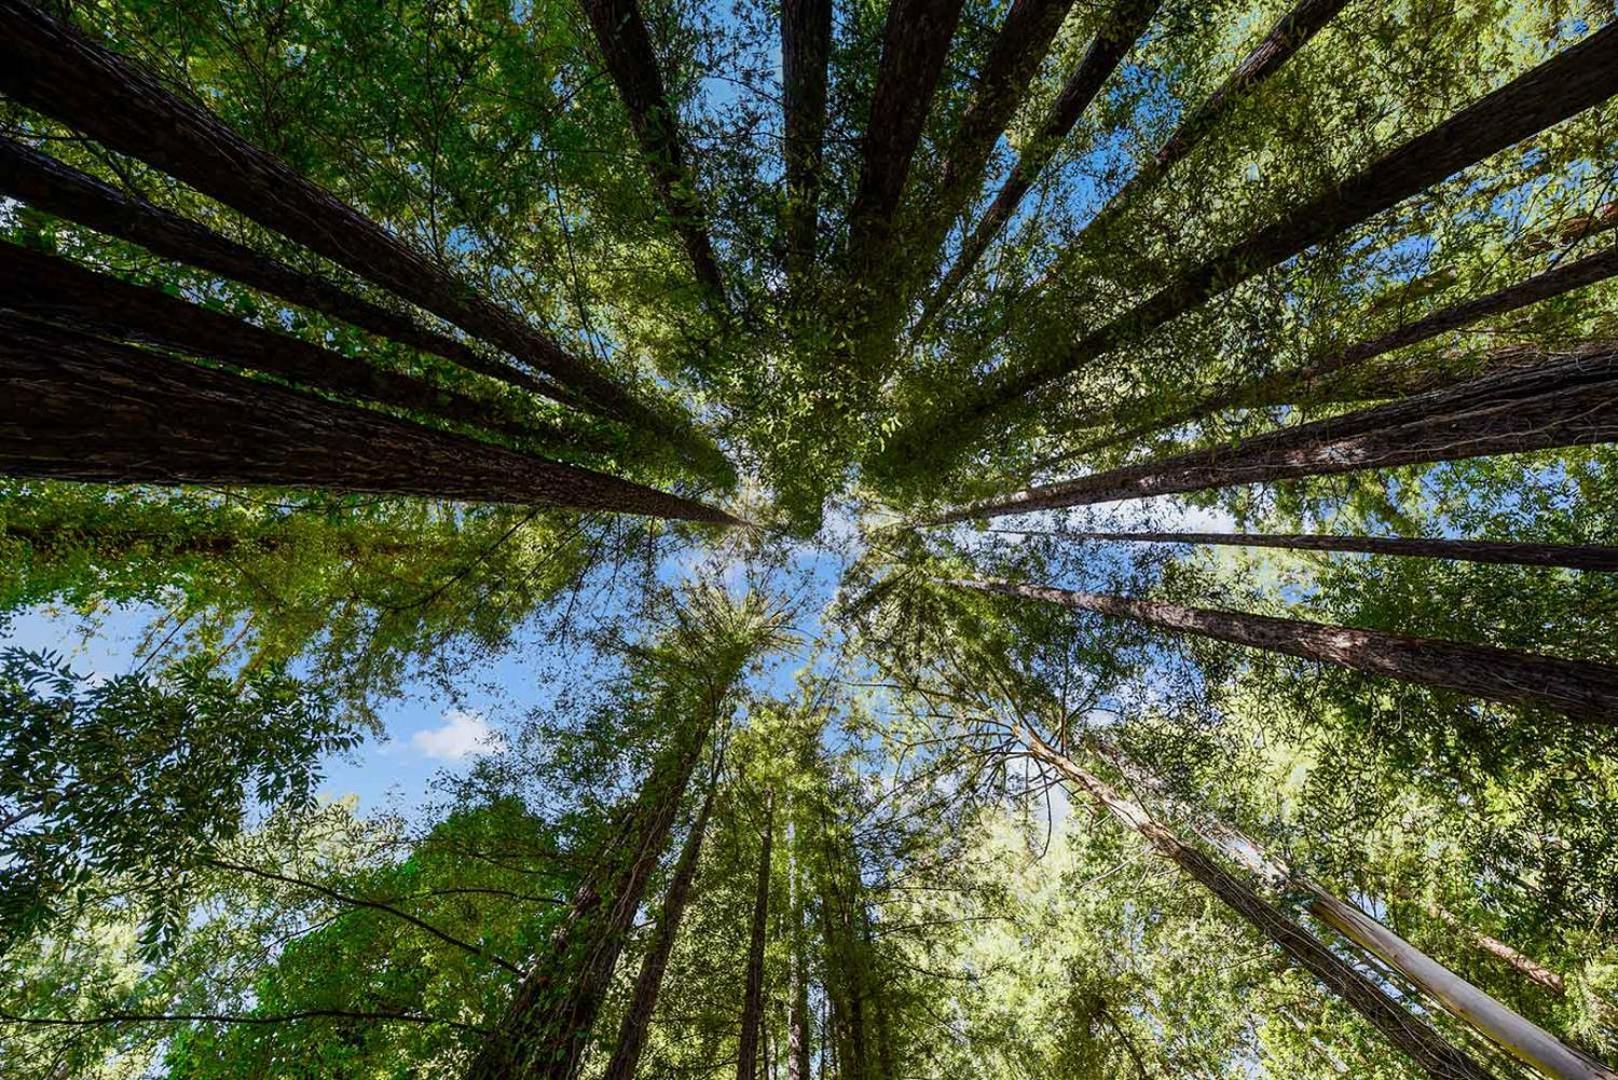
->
[409,709,505,761]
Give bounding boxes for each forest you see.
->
[2,0,1617,1076]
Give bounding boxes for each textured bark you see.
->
[952,577,1618,722]
[467,705,724,1079]
[0,136,579,409]
[1068,243,1618,460]
[845,0,968,262]
[781,0,833,286]
[0,314,738,525]
[0,241,591,451]
[737,791,775,1080]
[1427,904,1567,998]
[579,0,727,301]
[600,757,724,1080]
[1019,727,1493,1080]
[1048,529,1618,573]
[918,0,1163,326]
[936,340,1618,523]
[787,836,812,1080]
[0,0,689,445]
[889,21,1618,464]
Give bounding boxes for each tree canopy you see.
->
[3,0,1618,1077]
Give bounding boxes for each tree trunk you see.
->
[1064,243,1618,461]
[1426,903,1567,999]
[1089,739,1611,1079]
[1039,529,1618,573]
[917,0,1163,327]
[579,0,727,302]
[934,339,1618,522]
[0,135,580,410]
[600,754,725,1080]
[1018,726,1492,1080]
[0,0,694,449]
[787,832,812,1080]
[738,791,776,1080]
[467,699,724,1079]
[0,313,739,525]
[947,577,1618,722]
[886,21,1618,468]
[844,0,967,264]
[0,241,594,452]
[781,0,832,288]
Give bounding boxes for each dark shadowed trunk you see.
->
[844,0,967,263]
[579,0,727,302]
[781,0,833,288]
[1090,740,1613,1080]
[936,340,1618,522]
[1033,528,1618,573]
[1063,244,1618,460]
[951,577,1618,721]
[1018,727,1493,1080]
[888,21,1618,466]
[467,701,725,1079]
[0,0,697,449]
[601,754,726,1080]
[917,0,1163,326]
[0,136,580,409]
[787,829,812,1080]
[0,242,597,452]
[0,313,738,525]
[737,791,776,1080]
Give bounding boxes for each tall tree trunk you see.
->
[933,339,1618,522]
[467,694,728,1079]
[1017,726,1493,1080]
[0,0,698,451]
[1029,529,1618,573]
[600,753,726,1080]
[781,0,832,289]
[916,0,1163,327]
[1061,244,1618,461]
[1088,739,1612,1079]
[946,577,1618,722]
[0,313,739,525]
[918,0,1078,260]
[844,0,967,265]
[787,828,812,1080]
[0,135,580,410]
[0,241,592,452]
[884,21,1618,470]
[578,0,727,302]
[738,791,776,1080]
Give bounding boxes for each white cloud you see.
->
[409,709,505,761]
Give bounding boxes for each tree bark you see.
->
[917,0,1163,327]
[1089,739,1611,1079]
[579,0,727,302]
[934,339,1618,522]
[600,754,725,1080]
[1018,726,1493,1080]
[886,21,1618,468]
[787,829,812,1080]
[0,0,695,449]
[0,313,739,525]
[844,0,968,263]
[781,0,833,288]
[0,241,595,452]
[1040,529,1618,573]
[1063,243,1618,461]
[0,135,581,410]
[948,577,1618,722]
[466,695,725,1079]
[737,790,776,1080]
